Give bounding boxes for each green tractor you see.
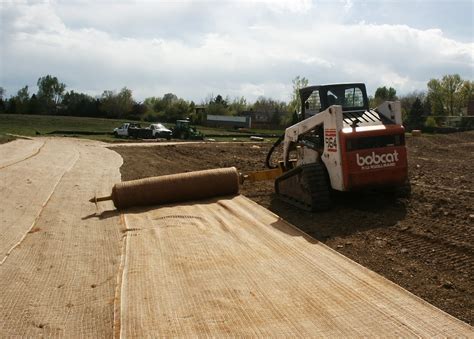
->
[172,120,205,140]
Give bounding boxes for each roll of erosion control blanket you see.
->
[111,167,240,209]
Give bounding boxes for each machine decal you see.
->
[325,129,337,152]
[356,150,399,170]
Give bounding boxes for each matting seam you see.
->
[0,140,46,170]
[115,214,130,339]
[0,147,80,266]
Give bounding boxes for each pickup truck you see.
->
[113,123,152,139]
[149,123,172,140]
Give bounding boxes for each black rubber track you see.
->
[275,162,331,211]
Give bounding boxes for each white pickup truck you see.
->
[113,123,152,138]
[114,122,139,137]
[114,122,172,139]
[114,123,135,137]
[149,123,172,140]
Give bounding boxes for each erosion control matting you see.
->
[119,195,471,336]
[0,138,472,336]
[0,138,123,336]
[0,138,44,169]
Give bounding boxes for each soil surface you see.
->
[113,131,474,325]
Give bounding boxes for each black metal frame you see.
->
[299,83,370,119]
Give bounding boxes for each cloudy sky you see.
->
[1,0,473,103]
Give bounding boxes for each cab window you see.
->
[344,87,364,108]
[305,90,321,117]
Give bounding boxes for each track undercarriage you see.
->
[275,162,331,211]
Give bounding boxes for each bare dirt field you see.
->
[114,131,474,325]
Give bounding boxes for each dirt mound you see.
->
[113,131,474,324]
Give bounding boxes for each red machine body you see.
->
[340,125,408,190]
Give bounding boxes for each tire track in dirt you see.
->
[412,182,474,194]
[394,229,474,274]
[406,215,474,246]
[410,134,474,159]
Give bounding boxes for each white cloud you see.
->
[344,0,353,12]
[251,0,313,13]
[0,0,472,102]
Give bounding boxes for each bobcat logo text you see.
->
[356,151,399,170]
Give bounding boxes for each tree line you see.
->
[0,74,472,129]
[368,74,473,130]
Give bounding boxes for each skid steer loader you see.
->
[243,83,409,211]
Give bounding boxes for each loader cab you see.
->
[300,83,369,120]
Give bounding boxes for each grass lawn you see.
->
[0,114,134,142]
[0,114,282,143]
[0,133,16,144]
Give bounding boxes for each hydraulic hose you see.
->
[265,133,285,169]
